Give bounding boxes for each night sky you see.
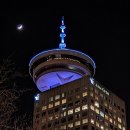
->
[0,7,129,128]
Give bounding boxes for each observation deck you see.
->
[29,17,96,92]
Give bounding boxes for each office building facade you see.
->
[29,17,126,130]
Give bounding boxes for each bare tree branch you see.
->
[0,58,33,130]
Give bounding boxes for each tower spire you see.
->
[59,16,66,49]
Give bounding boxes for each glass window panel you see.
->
[62,99,66,104]
[75,107,80,113]
[68,109,73,115]
[82,118,88,124]
[82,104,88,110]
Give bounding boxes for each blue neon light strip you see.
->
[29,48,96,69]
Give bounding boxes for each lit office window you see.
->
[90,92,94,97]
[83,92,87,97]
[82,118,88,124]
[48,115,53,121]
[96,122,99,127]
[62,93,65,98]
[61,111,66,117]
[75,121,80,126]
[114,120,117,126]
[90,105,94,111]
[109,118,113,123]
[101,125,104,130]
[49,97,53,102]
[95,95,99,100]
[48,103,53,108]
[82,104,88,110]
[91,119,94,124]
[118,117,122,123]
[75,107,80,113]
[94,101,99,108]
[105,115,108,120]
[114,114,116,119]
[42,106,47,111]
[62,99,66,104]
[68,109,73,115]
[100,111,104,117]
[118,124,122,129]
[55,101,60,106]
[104,102,108,107]
[95,108,99,114]
[68,123,73,128]
[55,95,60,100]
[61,125,66,129]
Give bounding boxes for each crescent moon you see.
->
[17,24,23,30]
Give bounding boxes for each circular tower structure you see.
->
[29,17,96,92]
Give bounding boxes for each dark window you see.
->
[75,87,80,92]
[82,111,88,117]
[117,105,120,110]
[36,114,39,118]
[68,115,73,121]
[100,100,103,104]
[122,114,125,119]
[91,126,95,130]
[68,97,73,102]
[75,127,80,130]
[48,123,51,128]
[55,107,59,112]
[82,98,87,103]
[41,125,46,129]
[105,108,108,113]
[68,90,73,95]
[36,108,40,112]
[100,105,103,110]
[42,112,46,116]
[61,118,66,123]
[54,120,59,126]
[68,103,73,108]
[75,113,80,119]
[110,124,113,129]
[91,99,94,103]
[75,100,80,105]
[82,125,88,129]
[96,116,99,121]
[48,110,53,114]
[121,108,124,113]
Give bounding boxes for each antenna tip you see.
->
[62,16,64,25]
